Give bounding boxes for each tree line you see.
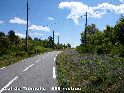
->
[76,16,124,57]
[0,30,71,57]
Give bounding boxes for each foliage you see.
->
[57,17,124,93]
[0,32,5,37]
[0,30,72,68]
[56,49,124,93]
[33,46,45,54]
[77,17,124,56]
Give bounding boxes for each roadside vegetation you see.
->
[77,16,124,56]
[56,17,124,93]
[0,30,71,68]
[56,49,124,93]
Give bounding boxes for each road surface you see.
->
[0,51,61,93]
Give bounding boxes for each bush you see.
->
[56,49,124,93]
[110,44,124,57]
[34,46,45,54]
[120,50,124,57]
[15,51,27,57]
[76,45,95,54]
[76,46,83,53]
[28,51,35,56]
[96,46,105,54]
[44,48,52,52]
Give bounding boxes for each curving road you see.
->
[0,51,61,93]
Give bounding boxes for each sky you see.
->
[0,0,124,47]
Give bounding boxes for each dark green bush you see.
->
[34,46,45,54]
[15,51,27,57]
[96,46,105,54]
[44,48,52,52]
[28,51,35,56]
[76,45,95,54]
[110,44,124,57]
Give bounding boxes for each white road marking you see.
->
[0,76,18,93]
[36,59,40,63]
[43,57,44,59]
[54,58,56,61]
[23,64,34,72]
[0,67,5,70]
[28,58,29,59]
[53,67,56,79]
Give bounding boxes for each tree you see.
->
[66,43,71,48]
[81,24,99,46]
[48,36,53,48]
[114,21,124,45]
[0,36,10,55]
[34,37,39,41]
[56,43,64,49]
[86,24,98,35]
[0,32,5,37]
[80,32,85,46]
[28,36,32,40]
[8,30,16,44]
[43,39,49,48]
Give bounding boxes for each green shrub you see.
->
[34,46,45,54]
[28,51,35,56]
[76,45,95,54]
[15,51,27,57]
[76,46,83,53]
[96,46,105,54]
[110,44,124,57]
[56,50,124,93]
[44,48,52,52]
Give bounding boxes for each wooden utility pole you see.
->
[53,30,54,49]
[58,36,60,44]
[84,12,87,45]
[26,0,29,51]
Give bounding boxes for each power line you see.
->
[42,18,73,28]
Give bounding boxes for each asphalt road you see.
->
[0,51,61,93]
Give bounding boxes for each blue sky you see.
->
[0,0,124,47]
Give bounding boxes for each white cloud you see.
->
[54,32,59,35]
[120,0,124,3]
[0,20,4,24]
[59,2,124,25]
[9,17,27,25]
[15,32,25,38]
[47,17,54,20]
[29,32,43,36]
[15,32,43,38]
[29,25,50,32]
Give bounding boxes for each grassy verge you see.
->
[0,55,29,68]
[56,49,124,93]
[0,48,52,68]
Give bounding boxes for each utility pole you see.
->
[26,0,29,52]
[53,30,54,49]
[84,12,87,45]
[58,36,60,44]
